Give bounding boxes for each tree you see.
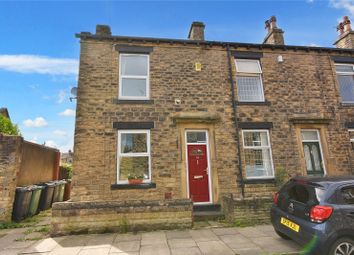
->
[0,115,21,136]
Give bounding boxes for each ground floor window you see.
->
[300,130,325,176]
[242,130,274,179]
[117,130,151,183]
[349,129,354,149]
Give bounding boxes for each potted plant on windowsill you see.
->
[127,174,144,185]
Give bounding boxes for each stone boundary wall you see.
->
[0,136,22,222]
[52,199,193,235]
[221,194,273,225]
[0,135,60,222]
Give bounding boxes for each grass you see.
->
[0,210,51,230]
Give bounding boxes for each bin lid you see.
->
[16,186,32,192]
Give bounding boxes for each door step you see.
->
[193,204,224,221]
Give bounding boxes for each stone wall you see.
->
[221,194,273,225]
[0,135,22,222]
[0,135,60,222]
[51,199,192,235]
[72,34,354,205]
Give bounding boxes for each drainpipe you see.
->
[226,45,245,198]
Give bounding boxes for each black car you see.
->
[271,176,354,255]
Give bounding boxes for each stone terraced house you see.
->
[53,16,354,235]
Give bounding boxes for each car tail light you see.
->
[273,192,279,205]
[310,205,333,223]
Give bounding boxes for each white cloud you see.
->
[331,0,354,16]
[57,89,66,103]
[53,129,67,136]
[59,109,75,117]
[309,43,320,47]
[307,0,314,3]
[23,117,48,128]
[44,140,58,149]
[0,55,78,75]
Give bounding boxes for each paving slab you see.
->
[140,244,170,255]
[141,231,167,246]
[114,233,141,242]
[218,234,250,246]
[171,247,202,255]
[165,230,191,240]
[237,226,268,238]
[20,237,64,254]
[78,247,110,255]
[83,233,116,249]
[232,247,264,255]
[110,241,140,252]
[168,238,197,249]
[211,227,239,236]
[197,240,234,255]
[189,229,219,242]
[48,246,82,255]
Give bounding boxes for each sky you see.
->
[1,0,354,152]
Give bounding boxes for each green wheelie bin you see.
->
[38,182,55,211]
[28,185,44,217]
[12,186,32,222]
[57,180,66,202]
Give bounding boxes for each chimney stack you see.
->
[263,16,284,45]
[96,24,112,36]
[188,21,205,41]
[334,16,354,49]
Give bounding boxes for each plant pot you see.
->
[128,179,143,185]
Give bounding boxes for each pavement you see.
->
[0,222,301,255]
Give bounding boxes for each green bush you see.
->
[0,115,20,136]
[59,163,73,179]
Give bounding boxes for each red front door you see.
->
[187,144,210,203]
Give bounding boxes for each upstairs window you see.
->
[235,59,264,102]
[335,64,354,103]
[119,54,149,99]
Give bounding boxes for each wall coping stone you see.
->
[52,199,192,211]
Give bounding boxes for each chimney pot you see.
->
[188,21,205,41]
[96,24,111,36]
[334,16,354,49]
[263,16,284,45]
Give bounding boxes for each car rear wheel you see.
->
[329,237,354,255]
[275,229,291,240]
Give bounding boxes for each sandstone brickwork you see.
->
[56,24,354,233]
[0,135,22,222]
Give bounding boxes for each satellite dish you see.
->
[71,87,78,96]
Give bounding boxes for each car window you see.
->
[289,185,310,204]
[341,187,354,204]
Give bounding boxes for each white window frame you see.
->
[335,63,354,104]
[117,130,151,184]
[235,59,265,102]
[241,129,274,179]
[349,129,354,146]
[300,129,327,176]
[118,54,150,100]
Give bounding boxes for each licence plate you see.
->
[280,217,300,232]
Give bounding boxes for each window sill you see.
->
[243,178,275,184]
[235,101,271,106]
[111,183,156,190]
[112,99,154,104]
[340,102,354,107]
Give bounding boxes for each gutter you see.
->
[226,44,245,198]
[76,32,354,54]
